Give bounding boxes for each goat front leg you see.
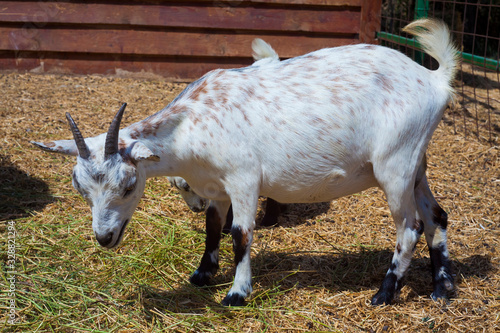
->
[221,189,259,306]
[190,200,231,287]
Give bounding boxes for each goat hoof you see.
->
[431,281,453,301]
[371,291,393,306]
[190,270,212,287]
[221,293,246,307]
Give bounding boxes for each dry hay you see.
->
[0,72,498,332]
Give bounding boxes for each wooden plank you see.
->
[0,27,358,58]
[359,0,382,44]
[0,51,254,80]
[184,0,363,6]
[0,2,361,34]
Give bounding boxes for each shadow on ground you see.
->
[137,249,494,316]
[0,154,53,221]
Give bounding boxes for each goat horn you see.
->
[66,112,90,159]
[104,103,127,160]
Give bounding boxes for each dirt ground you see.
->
[0,70,499,332]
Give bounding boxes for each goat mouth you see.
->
[190,205,206,213]
[110,219,130,249]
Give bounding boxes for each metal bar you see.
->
[377,31,422,48]
[413,0,429,64]
[377,31,500,71]
[414,0,429,18]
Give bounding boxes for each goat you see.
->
[169,175,283,228]
[168,176,208,212]
[32,19,458,307]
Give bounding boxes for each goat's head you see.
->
[168,176,208,213]
[32,104,159,248]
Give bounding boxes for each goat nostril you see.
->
[96,232,114,247]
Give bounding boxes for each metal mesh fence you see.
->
[379,0,499,143]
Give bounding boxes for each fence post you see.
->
[413,0,429,65]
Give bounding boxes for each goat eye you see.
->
[73,178,86,196]
[181,183,191,191]
[124,184,136,198]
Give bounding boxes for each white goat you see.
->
[33,19,458,307]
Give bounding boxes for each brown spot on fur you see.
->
[129,130,140,140]
[141,120,161,137]
[189,79,209,102]
[417,79,424,86]
[308,115,327,126]
[244,86,256,98]
[189,113,201,126]
[377,73,394,92]
[396,243,402,253]
[118,138,127,151]
[212,80,221,92]
[168,104,184,114]
[209,112,223,128]
[241,230,250,247]
[219,92,229,106]
[204,97,216,110]
[241,109,251,125]
[46,142,56,148]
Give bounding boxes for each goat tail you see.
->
[252,38,279,62]
[403,19,459,96]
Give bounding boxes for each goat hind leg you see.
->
[415,175,453,300]
[260,198,282,227]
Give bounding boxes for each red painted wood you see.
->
[0,27,357,58]
[359,0,382,44]
[0,0,381,79]
[0,51,253,80]
[0,1,361,34]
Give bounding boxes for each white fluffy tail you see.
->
[403,19,459,92]
[251,38,279,62]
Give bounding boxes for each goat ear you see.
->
[129,141,160,162]
[31,140,79,156]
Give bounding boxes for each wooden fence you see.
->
[0,0,381,80]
